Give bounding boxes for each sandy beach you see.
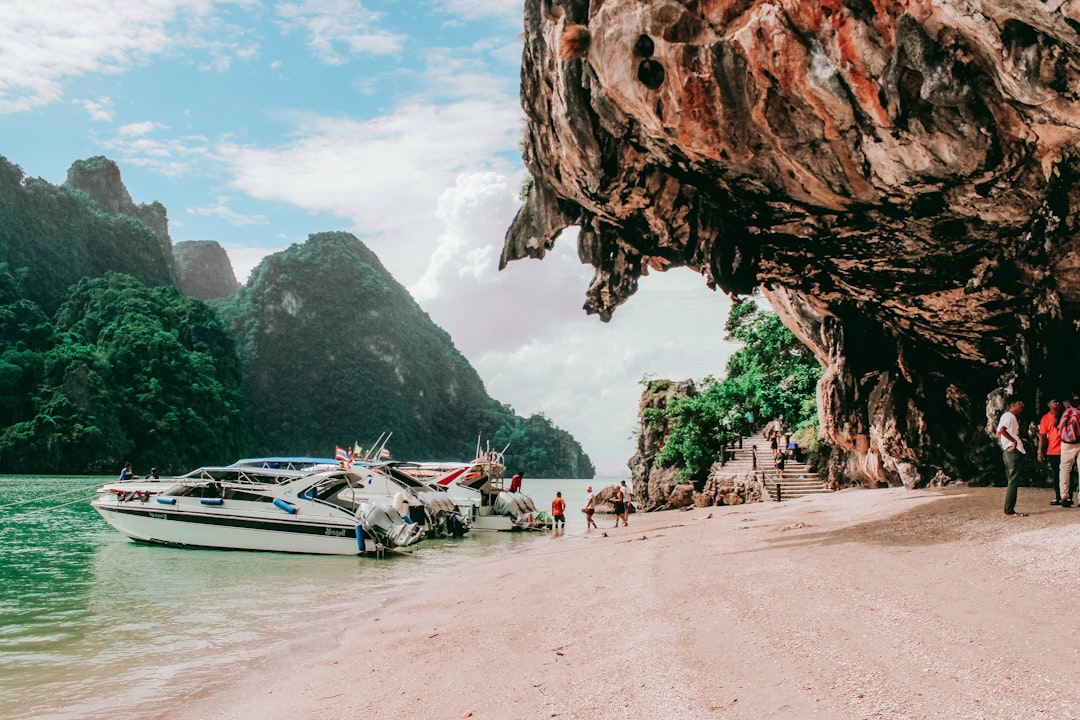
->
[165,485,1080,720]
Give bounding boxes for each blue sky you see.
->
[0,0,739,476]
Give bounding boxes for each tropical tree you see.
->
[652,299,823,480]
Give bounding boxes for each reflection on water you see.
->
[0,476,612,719]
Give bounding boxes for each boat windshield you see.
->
[176,467,305,485]
[306,474,364,512]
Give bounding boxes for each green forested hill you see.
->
[218,231,594,477]
[0,270,250,473]
[0,156,594,478]
[0,156,174,314]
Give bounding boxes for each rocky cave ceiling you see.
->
[502,0,1080,486]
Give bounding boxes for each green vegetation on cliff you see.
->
[0,156,174,314]
[0,157,593,478]
[217,231,594,477]
[650,300,822,479]
[0,270,250,473]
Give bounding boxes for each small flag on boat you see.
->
[335,446,351,467]
[379,447,391,460]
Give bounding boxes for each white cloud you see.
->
[218,97,522,281]
[0,0,258,115]
[274,0,404,63]
[435,0,522,21]
[118,121,167,138]
[187,197,269,227]
[79,96,114,122]
[101,130,215,177]
[407,170,739,476]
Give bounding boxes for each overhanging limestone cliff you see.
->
[504,0,1080,487]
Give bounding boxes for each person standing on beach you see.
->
[612,484,626,528]
[996,395,1028,518]
[1058,393,1080,508]
[583,485,598,530]
[620,479,633,527]
[551,491,566,528]
[1039,398,1064,505]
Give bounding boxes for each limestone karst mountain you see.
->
[0,155,594,477]
[505,0,1080,487]
[174,240,240,301]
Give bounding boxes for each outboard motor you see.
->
[358,503,425,548]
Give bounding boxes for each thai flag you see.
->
[379,447,391,460]
[335,446,351,466]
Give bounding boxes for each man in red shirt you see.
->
[551,491,566,528]
[1039,398,1064,505]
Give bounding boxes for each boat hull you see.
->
[92,499,365,555]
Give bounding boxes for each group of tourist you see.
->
[763,417,800,477]
[997,393,1080,517]
[550,480,633,532]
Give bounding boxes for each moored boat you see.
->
[91,466,425,555]
[396,448,551,531]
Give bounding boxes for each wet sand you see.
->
[165,485,1080,720]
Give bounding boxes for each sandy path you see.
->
[165,486,1080,720]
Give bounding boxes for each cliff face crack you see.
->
[505,0,1080,487]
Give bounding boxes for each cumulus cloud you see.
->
[274,0,404,63]
[0,0,258,115]
[471,260,738,476]
[101,129,215,177]
[434,0,522,21]
[79,97,115,122]
[218,96,522,280]
[408,170,740,475]
[410,172,593,354]
[187,197,269,227]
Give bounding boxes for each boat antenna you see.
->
[365,432,387,460]
[374,431,393,461]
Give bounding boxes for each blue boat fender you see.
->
[156,496,177,505]
[200,497,224,506]
[355,526,365,553]
[273,497,298,514]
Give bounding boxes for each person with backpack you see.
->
[996,395,1028,518]
[1058,393,1080,508]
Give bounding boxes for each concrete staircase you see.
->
[716,436,831,501]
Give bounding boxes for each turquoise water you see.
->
[0,475,614,719]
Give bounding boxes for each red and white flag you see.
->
[335,446,352,467]
[379,447,391,460]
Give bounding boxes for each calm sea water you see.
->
[0,475,618,719]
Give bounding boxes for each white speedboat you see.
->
[397,451,550,531]
[91,466,425,555]
[232,457,471,538]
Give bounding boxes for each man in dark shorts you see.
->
[551,491,566,528]
[612,485,626,527]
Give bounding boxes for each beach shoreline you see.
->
[162,485,1080,720]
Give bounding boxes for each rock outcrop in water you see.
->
[504,0,1080,487]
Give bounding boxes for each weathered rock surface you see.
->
[65,156,171,246]
[174,240,239,301]
[506,0,1080,487]
[628,378,695,509]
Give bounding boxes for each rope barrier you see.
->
[0,481,104,512]
[0,491,101,520]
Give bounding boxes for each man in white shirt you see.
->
[996,396,1027,518]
